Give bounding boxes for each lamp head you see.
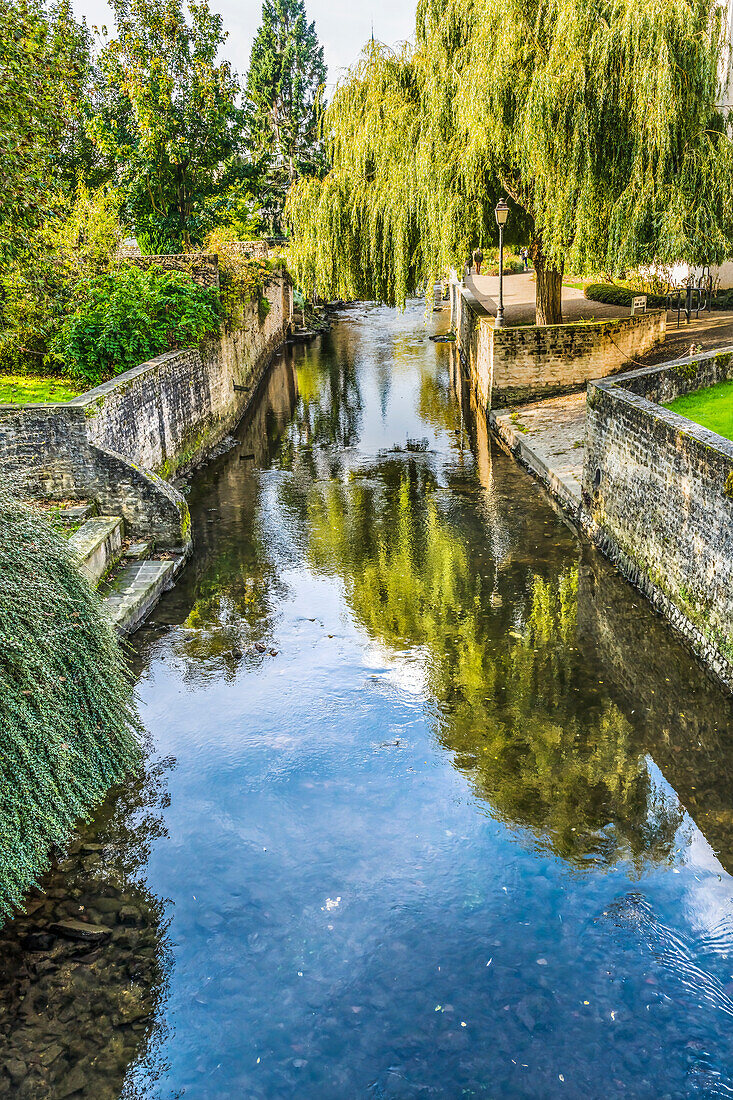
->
[495,199,509,227]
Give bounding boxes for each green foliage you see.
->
[584,283,668,308]
[246,0,327,234]
[712,291,733,311]
[0,183,123,376]
[0,0,91,267]
[0,486,141,922]
[288,0,733,322]
[92,0,249,252]
[52,264,220,383]
[205,230,278,329]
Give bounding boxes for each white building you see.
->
[673,0,733,288]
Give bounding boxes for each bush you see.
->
[0,184,123,377]
[0,486,141,921]
[51,264,220,384]
[711,291,733,311]
[584,283,667,308]
[204,230,278,330]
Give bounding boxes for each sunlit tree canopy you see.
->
[288,0,733,322]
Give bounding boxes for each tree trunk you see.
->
[531,238,563,325]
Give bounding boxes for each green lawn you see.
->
[666,378,733,441]
[0,375,82,404]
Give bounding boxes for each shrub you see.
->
[51,264,220,384]
[204,231,278,330]
[584,283,667,308]
[0,184,123,376]
[0,486,141,921]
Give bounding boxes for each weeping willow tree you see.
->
[0,488,141,921]
[287,0,733,323]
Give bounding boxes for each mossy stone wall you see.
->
[582,346,733,691]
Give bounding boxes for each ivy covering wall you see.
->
[0,488,141,922]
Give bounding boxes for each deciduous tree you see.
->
[288,0,733,324]
[94,0,248,252]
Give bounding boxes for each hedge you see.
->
[584,283,667,308]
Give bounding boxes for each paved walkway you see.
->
[464,273,629,324]
[490,392,587,515]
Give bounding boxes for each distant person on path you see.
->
[473,247,484,275]
[521,247,529,272]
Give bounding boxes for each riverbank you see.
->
[487,345,733,695]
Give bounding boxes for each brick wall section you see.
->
[581,346,733,691]
[0,272,291,548]
[450,280,666,408]
[491,311,666,405]
[123,252,220,289]
[0,405,189,548]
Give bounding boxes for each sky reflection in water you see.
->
[4,301,733,1098]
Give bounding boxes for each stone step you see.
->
[124,539,153,560]
[56,501,98,526]
[102,556,183,634]
[68,516,124,586]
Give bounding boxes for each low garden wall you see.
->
[0,271,292,549]
[123,251,220,289]
[581,346,733,691]
[450,280,666,409]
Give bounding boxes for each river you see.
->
[3,302,733,1098]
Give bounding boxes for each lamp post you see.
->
[494,198,509,328]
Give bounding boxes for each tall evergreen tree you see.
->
[245,0,326,235]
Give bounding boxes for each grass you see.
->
[0,374,82,404]
[666,378,733,441]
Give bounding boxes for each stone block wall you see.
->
[0,405,189,549]
[450,279,666,408]
[491,310,666,405]
[0,272,292,548]
[581,346,733,691]
[122,252,220,289]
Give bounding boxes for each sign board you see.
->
[631,295,647,315]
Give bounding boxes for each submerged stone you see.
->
[50,919,112,943]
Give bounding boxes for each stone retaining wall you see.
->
[0,272,292,548]
[450,280,666,409]
[122,252,220,288]
[581,346,733,691]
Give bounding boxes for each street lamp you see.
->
[495,198,509,328]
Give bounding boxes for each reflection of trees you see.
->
[287,333,363,456]
[0,758,172,1099]
[304,471,681,869]
[164,357,298,671]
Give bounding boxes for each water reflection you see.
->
[4,303,733,1097]
[0,759,172,1100]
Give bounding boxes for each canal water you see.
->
[4,302,733,1099]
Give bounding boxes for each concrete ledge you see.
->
[490,408,582,517]
[68,516,123,586]
[102,556,183,634]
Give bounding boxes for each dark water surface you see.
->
[4,303,733,1098]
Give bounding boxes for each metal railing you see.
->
[666,267,714,327]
